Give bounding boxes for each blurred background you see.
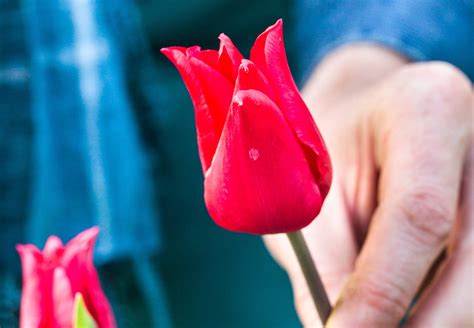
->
[0,0,301,327]
[2,0,473,327]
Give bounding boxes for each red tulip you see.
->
[161,19,332,234]
[16,227,116,328]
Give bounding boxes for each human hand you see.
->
[265,44,473,327]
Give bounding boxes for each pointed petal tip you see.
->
[239,58,253,68]
[43,235,65,260]
[66,226,100,250]
[273,18,283,30]
[160,46,185,53]
[218,32,229,41]
[160,46,188,64]
[60,227,100,263]
[16,243,26,253]
[44,235,63,249]
[160,48,174,62]
[218,33,237,48]
[16,243,41,255]
[87,225,100,234]
[263,18,283,34]
[236,59,258,80]
[16,244,43,268]
[218,33,234,56]
[78,226,100,242]
[217,34,244,80]
[250,19,286,71]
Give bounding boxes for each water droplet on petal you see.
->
[248,148,260,161]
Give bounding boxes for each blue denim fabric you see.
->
[0,272,21,327]
[0,1,33,274]
[295,0,474,83]
[24,0,159,262]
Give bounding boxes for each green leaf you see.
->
[73,293,98,328]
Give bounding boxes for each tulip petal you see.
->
[187,46,218,69]
[204,90,323,234]
[53,267,74,328]
[43,235,64,262]
[161,47,234,171]
[233,59,274,99]
[250,19,332,197]
[218,33,244,81]
[62,227,117,328]
[16,244,52,328]
[61,226,99,266]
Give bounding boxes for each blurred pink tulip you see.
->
[17,227,116,328]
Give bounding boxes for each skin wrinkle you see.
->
[353,215,425,304]
[340,268,408,320]
[346,112,378,246]
[406,140,473,326]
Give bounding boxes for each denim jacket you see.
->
[1,0,161,272]
[295,0,474,83]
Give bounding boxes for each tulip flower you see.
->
[16,227,116,328]
[162,19,333,323]
[162,19,331,235]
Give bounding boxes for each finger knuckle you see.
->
[354,274,408,319]
[397,187,454,246]
[402,61,471,99]
[392,61,472,121]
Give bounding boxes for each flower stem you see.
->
[287,230,332,324]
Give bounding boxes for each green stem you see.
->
[287,230,332,325]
